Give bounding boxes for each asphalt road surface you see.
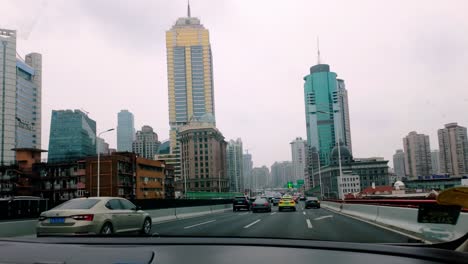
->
[151,202,415,243]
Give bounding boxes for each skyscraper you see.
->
[431,149,440,175]
[242,152,253,192]
[97,137,109,154]
[304,63,352,166]
[48,110,96,163]
[290,137,307,182]
[132,126,161,159]
[117,110,135,152]
[226,138,244,192]
[252,166,270,190]
[0,29,42,165]
[392,149,406,178]
[270,161,294,187]
[403,131,432,179]
[166,3,215,151]
[438,123,468,176]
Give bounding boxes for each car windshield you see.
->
[1,0,467,247]
[52,199,100,210]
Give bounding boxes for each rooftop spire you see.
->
[317,36,321,64]
[187,0,191,17]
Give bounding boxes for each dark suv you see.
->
[233,196,251,211]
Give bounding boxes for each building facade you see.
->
[252,166,270,190]
[290,137,307,182]
[393,149,406,178]
[179,119,227,192]
[242,153,253,192]
[438,123,468,176]
[97,137,109,154]
[304,64,352,167]
[132,125,160,159]
[431,149,440,175]
[0,29,42,165]
[226,138,243,192]
[403,131,432,179]
[271,161,294,188]
[166,4,216,152]
[117,110,135,152]
[135,158,165,199]
[48,110,96,163]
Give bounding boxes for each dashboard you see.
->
[0,237,467,264]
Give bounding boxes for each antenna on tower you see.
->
[187,0,191,17]
[317,36,321,64]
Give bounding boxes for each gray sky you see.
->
[3,0,468,168]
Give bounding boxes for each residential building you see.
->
[179,116,227,192]
[242,153,253,192]
[166,3,216,151]
[431,149,440,175]
[132,125,160,159]
[97,137,109,154]
[271,161,294,188]
[252,166,270,190]
[1,29,42,165]
[226,138,243,192]
[48,110,96,163]
[403,131,432,179]
[340,172,361,194]
[117,110,135,152]
[303,63,352,167]
[164,164,176,199]
[135,158,165,199]
[393,149,406,178]
[290,137,307,182]
[438,123,468,176]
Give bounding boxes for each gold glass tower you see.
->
[166,3,215,151]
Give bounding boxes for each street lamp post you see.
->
[97,128,115,197]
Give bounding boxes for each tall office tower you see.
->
[117,110,135,152]
[226,138,244,192]
[290,137,307,182]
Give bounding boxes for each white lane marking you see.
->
[314,215,333,221]
[270,212,277,215]
[306,219,313,228]
[239,212,249,216]
[303,212,306,215]
[183,219,216,229]
[244,219,261,228]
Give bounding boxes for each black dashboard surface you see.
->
[0,237,467,264]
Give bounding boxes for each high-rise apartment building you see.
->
[132,126,160,159]
[252,166,270,190]
[290,137,307,182]
[166,4,216,151]
[179,118,227,192]
[48,110,96,163]
[431,149,440,175]
[403,131,432,179]
[117,110,135,152]
[438,123,468,176]
[271,161,294,188]
[226,138,244,192]
[1,29,42,165]
[304,64,352,166]
[392,149,406,178]
[243,153,253,192]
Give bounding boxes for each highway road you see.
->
[150,201,415,243]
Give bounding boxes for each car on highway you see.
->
[233,196,251,211]
[272,197,281,206]
[36,197,152,236]
[299,196,306,201]
[305,197,320,209]
[251,198,272,213]
[278,195,296,212]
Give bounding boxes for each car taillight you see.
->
[71,214,94,221]
[264,203,269,206]
[252,203,256,207]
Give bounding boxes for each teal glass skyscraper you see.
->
[304,64,352,166]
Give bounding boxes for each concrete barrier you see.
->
[323,201,468,242]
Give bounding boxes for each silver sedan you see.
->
[36,197,152,236]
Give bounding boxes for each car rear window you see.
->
[53,199,100,210]
[235,197,246,201]
[254,198,267,203]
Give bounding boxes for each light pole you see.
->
[97,128,114,197]
[317,109,344,201]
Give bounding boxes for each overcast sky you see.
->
[3,0,468,168]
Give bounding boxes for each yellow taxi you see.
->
[278,195,296,212]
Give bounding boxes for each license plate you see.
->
[237,201,243,204]
[49,217,65,224]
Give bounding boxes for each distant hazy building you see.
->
[271,161,294,188]
[48,110,96,163]
[166,3,216,151]
[179,118,227,192]
[252,166,270,190]
[226,138,243,192]
[431,150,440,175]
[403,131,432,179]
[132,126,160,159]
[438,123,468,176]
[393,149,406,178]
[117,110,135,152]
[290,137,307,182]
[243,153,253,191]
[0,29,42,165]
[96,137,109,154]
